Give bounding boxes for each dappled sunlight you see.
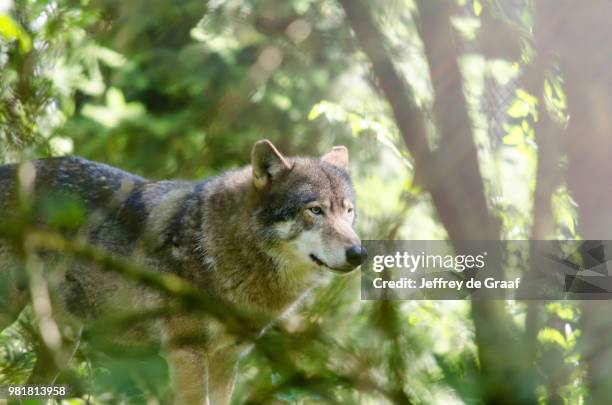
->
[0,0,610,404]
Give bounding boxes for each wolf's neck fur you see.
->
[148,167,319,316]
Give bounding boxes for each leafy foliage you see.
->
[0,0,601,404]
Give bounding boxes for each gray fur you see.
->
[0,140,362,404]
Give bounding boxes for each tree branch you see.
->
[1,226,413,403]
[338,1,536,402]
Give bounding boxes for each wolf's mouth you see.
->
[309,253,354,273]
[309,254,327,267]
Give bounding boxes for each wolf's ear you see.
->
[252,140,293,189]
[321,146,349,171]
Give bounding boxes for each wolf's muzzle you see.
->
[346,245,368,267]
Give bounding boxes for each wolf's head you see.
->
[251,140,366,273]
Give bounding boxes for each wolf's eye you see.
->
[347,207,354,214]
[308,206,323,215]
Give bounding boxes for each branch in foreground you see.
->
[1,227,412,403]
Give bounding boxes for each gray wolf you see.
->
[0,140,366,404]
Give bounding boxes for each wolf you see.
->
[0,139,366,404]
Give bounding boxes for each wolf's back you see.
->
[0,157,155,321]
[0,156,145,213]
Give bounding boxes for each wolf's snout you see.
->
[346,245,367,267]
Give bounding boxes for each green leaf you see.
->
[308,102,325,120]
[503,125,524,145]
[473,0,482,16]
[538,327,568,350]
[507,100,530,118]
[0,14,31,53]
[82,88,145,127]
[96,46,126,68]
[516,88,538,106]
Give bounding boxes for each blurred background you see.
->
[2,0,612,403]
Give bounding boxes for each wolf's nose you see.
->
[346,245,368,266]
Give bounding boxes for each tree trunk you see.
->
[339,0,537,402]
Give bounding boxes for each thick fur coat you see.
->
[0,140,365,404]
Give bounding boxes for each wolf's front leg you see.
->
[167,347,209,405]
[206,347,241,404]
